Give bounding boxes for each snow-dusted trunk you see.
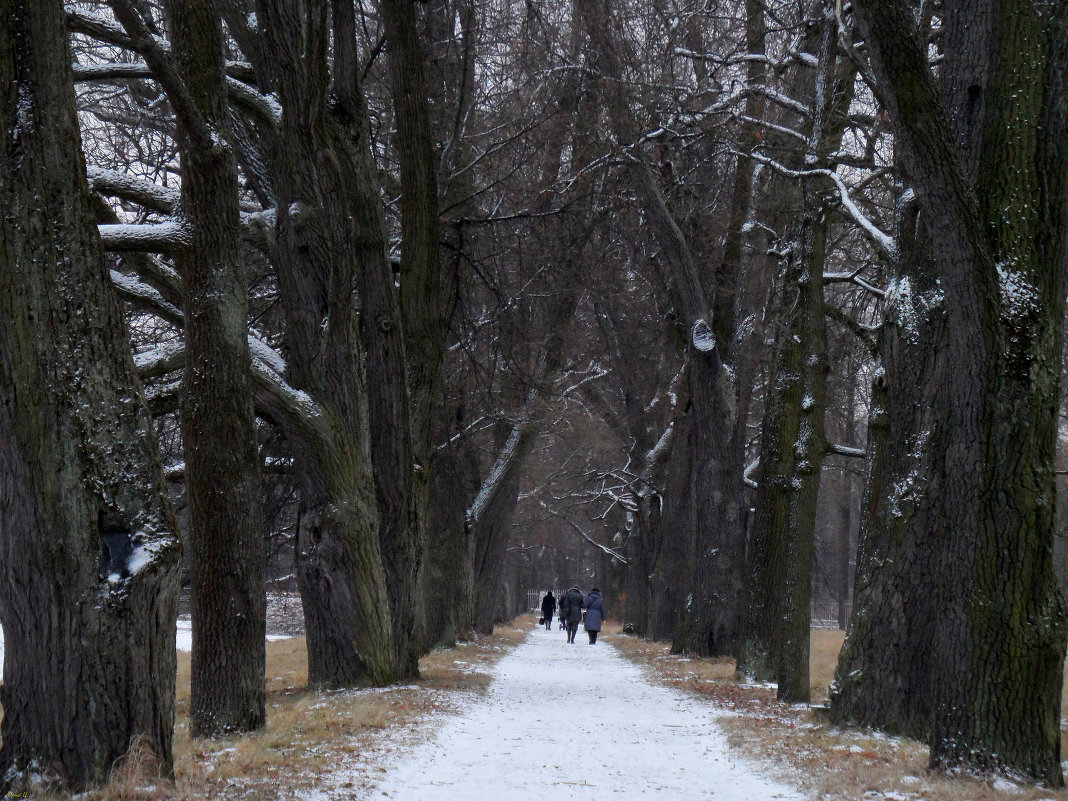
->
[162,0,266,736]
[0,0,181,787]
[735,7,853,701]
[470,428,534,635]
[828,198,945,736]
[833,0,1068,782]
[675,354,746,655]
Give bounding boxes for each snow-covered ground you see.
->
[174,617,293,651]
[0,619,293,677]
[351,625,803,801]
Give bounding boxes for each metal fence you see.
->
[526,589,563,612]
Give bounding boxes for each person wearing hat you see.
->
[540,590,557,630]
[583,587,605,644]
[560,585,584,643]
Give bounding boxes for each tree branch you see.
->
[99,222,192,253]
[105,0,215,148]
[823,302,879,356]
[746,149,897,259]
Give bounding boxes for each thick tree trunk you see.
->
[471,438,530,635]
[828,202,945,736]
[164,0,266,737]
[833,0,1068,782]
[0,0,181,787]
[679,354,746,655]
[425,437,479,646]
[255,0,400,687]
[736,6,850,702]
[380,0,445,673]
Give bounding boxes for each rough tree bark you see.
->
[421,0,479,649]
[828,189,945,737]
[160,0,266,736]
[831,0,1068,782]
[379,0,446,673]
[255,0,397,686]
[0,0,181,787]
[736,4,855,702]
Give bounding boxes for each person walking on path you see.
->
[540,591,556,630]
[583,588,605,644]
[560,585,584,643]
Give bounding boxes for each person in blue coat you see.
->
[583,588,605,644]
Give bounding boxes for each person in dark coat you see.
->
[583,588,605,644]
[540,590,556,630]
[560,585,584,643]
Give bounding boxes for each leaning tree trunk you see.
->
[163,0,266,736]
[834,0,1068,783]
[471,435,531,635]
[0,0,181,788]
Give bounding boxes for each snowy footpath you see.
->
[370,625,804,801]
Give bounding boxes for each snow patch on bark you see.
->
[691,318,716,352]
[996,259,1039,322]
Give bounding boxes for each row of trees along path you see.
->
[0,0,1065,794]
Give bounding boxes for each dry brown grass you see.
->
[44,619,531,801]
[610,623,1068,801]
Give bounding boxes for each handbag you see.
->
[539,617,545,625]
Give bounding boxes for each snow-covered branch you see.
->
[644,422,675,469]
[468,425,525,526]
[823,267,887,299]
[88,166,180,214]
[144,379,181,417]
[558,365,611,397]
[134,340,185,380]
[828,442,866,459]
[109,269,183,325]
[743,458,760,488]
[535,498,627,564]
[746,150,897,259]
[99,222,191,253]
[73,61,281,130]
[95,200,275,252]
[249,359,328,448]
